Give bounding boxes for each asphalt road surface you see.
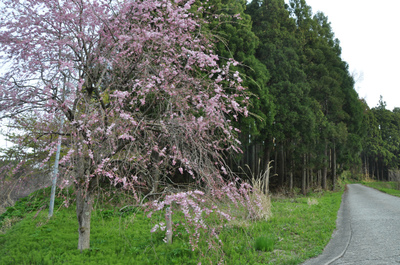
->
[303,184,400,265]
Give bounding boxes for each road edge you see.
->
[301,185,352,265]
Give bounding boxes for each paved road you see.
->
[303,184,400,265]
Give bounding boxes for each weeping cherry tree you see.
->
[0,0,264,251]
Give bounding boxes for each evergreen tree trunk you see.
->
[322,142,328,190]
[310,168,313,188]
[307,153,311,190]
[311,169,315,188]
[317,169,321,187]
[376,160,380,180]
[364,155,368,178]
[332,143,336,191]
[274,149,278,176]
[249,144,254,175]
[255,143,260,177]
[289,160,294,191]
[263,142,271,173]
[280,144,285,186]
[302,155,306,195]
[371,159,375,179]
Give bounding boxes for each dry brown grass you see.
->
[307,198,319,206]
[227,165,272,222]
[250,169,272,221]
[362,175,375,183]
[205,167,272,229]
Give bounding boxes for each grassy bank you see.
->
[361,181,400,197]
[0,188,343,264]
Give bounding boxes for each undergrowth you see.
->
[361,181,400,197]
[0,187,343,264]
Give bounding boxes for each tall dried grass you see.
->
[226,164,272,224]
[250,167,272,221]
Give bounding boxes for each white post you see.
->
[166,207,172,244]
[49,118,64,218]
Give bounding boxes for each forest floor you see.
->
[0,185,345,264]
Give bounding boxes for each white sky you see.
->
[302,0,400,111]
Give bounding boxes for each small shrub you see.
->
[307,198,318,206]
[99,209,115,219]
[0,216,21,234]
[254,235,275,252]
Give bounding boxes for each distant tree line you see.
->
[361,97,400,181]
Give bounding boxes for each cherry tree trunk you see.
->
[76,186,94,250]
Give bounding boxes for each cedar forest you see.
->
[0,0,399,253]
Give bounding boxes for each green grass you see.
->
[254,235,275,252]
[361,181,400,197]
[0,188,343,264]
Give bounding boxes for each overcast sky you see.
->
[301,0,400,111]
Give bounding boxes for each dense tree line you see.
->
[205,0,400,193]
[362,97,400,181]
